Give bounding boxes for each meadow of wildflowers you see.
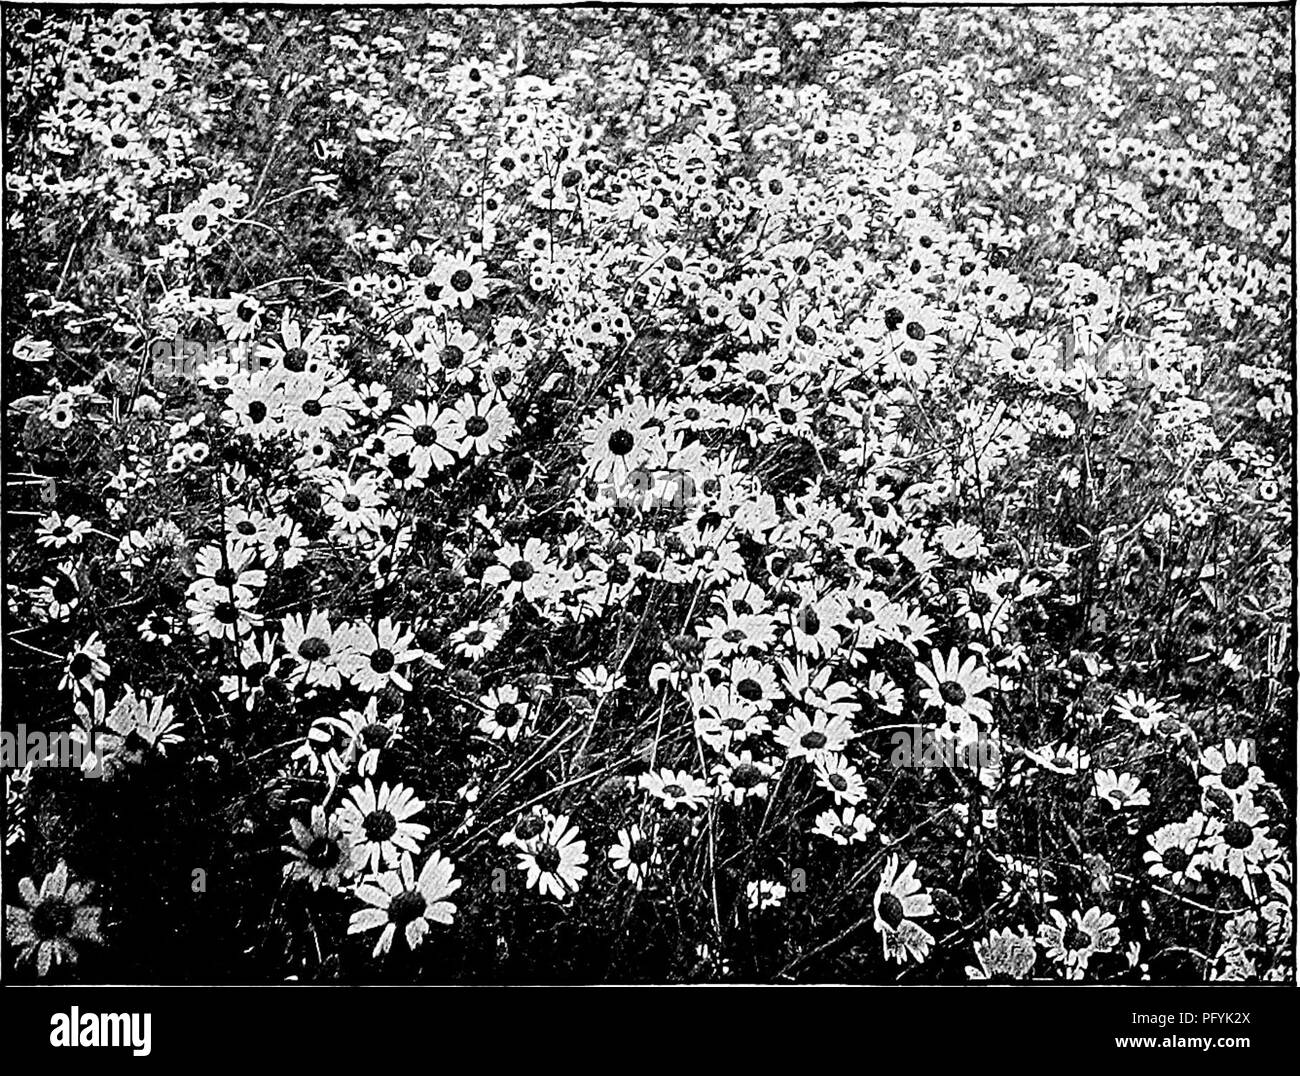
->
[1,6,1294,985]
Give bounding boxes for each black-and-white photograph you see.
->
[0,0,1295,1050]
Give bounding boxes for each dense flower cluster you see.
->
[2,7,1293,982]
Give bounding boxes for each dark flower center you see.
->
[736,678,763,701]
[800,730,828,750]
[360,723,393,750]
[299,636,332,661]
[465,416,489,437]
[494,703,520,727]
[31,897,74,939]
[515,816,544,841]
[878,891,905,929]
[362,809,398,842]
[1223,821,1254,850]
[509,560,535,582]
[412,424,439,446]
[534,844,561,872]
[608,429,635,455]
[387,889,428,927]
[731,762,762,789]
[1219,762,1248,790]
[69,653,92,678]
[369,648,395,674]
[305,836,340,869]
[939,681,967,706]
[1162,847,1190,874]
[450,269,473,292]
[1064,925,1093,951]
[629,838,653,864]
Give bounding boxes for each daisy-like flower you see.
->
[217,293,264,341]
[482,538,557,605]
[187,586,263,642]
[35,512,91,550]
[814,805,875,846]
[1111,689,1170,735]
[608,825,661,889]
[1038,906,1120,979]
[873,856,935,964]
[915,648,995,737]
[137,610,174,645]
[1094,768,1151,811]
[263,514,310,569]
[575,663,625,697]
[92,686,185,778]
[283,805,354,890]
[497,806,554,850]
[176,198,218,246]
[348,850,460,956]
[773,708,854,764]
[336,780,430,873]
[36,562,79,620]
[445,392,516,456]
[385,400,457,473]
[516,813,588,900]
[322,473,386,535]
[5,860,103,976]
[582,405,661,487]
[711,750,776,804]
[432,252,490,309]
[1144,813,1215,886]
[338,617,422,693]
[336,698,405,778]
[1198,738,1265,799]
[60,631,110,693]
[478,683,530,742]
[451,619,503,660]
[1021,740,1091,776]
[814,754,868,805]
[966,927,1037,981]
[640,767,711,811]
[222,373,281,441]
[1207,790,1279,892]
[189,542,266,604]
[355,380,393,420]
[281,609,354,690]
[256,308,330,372]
